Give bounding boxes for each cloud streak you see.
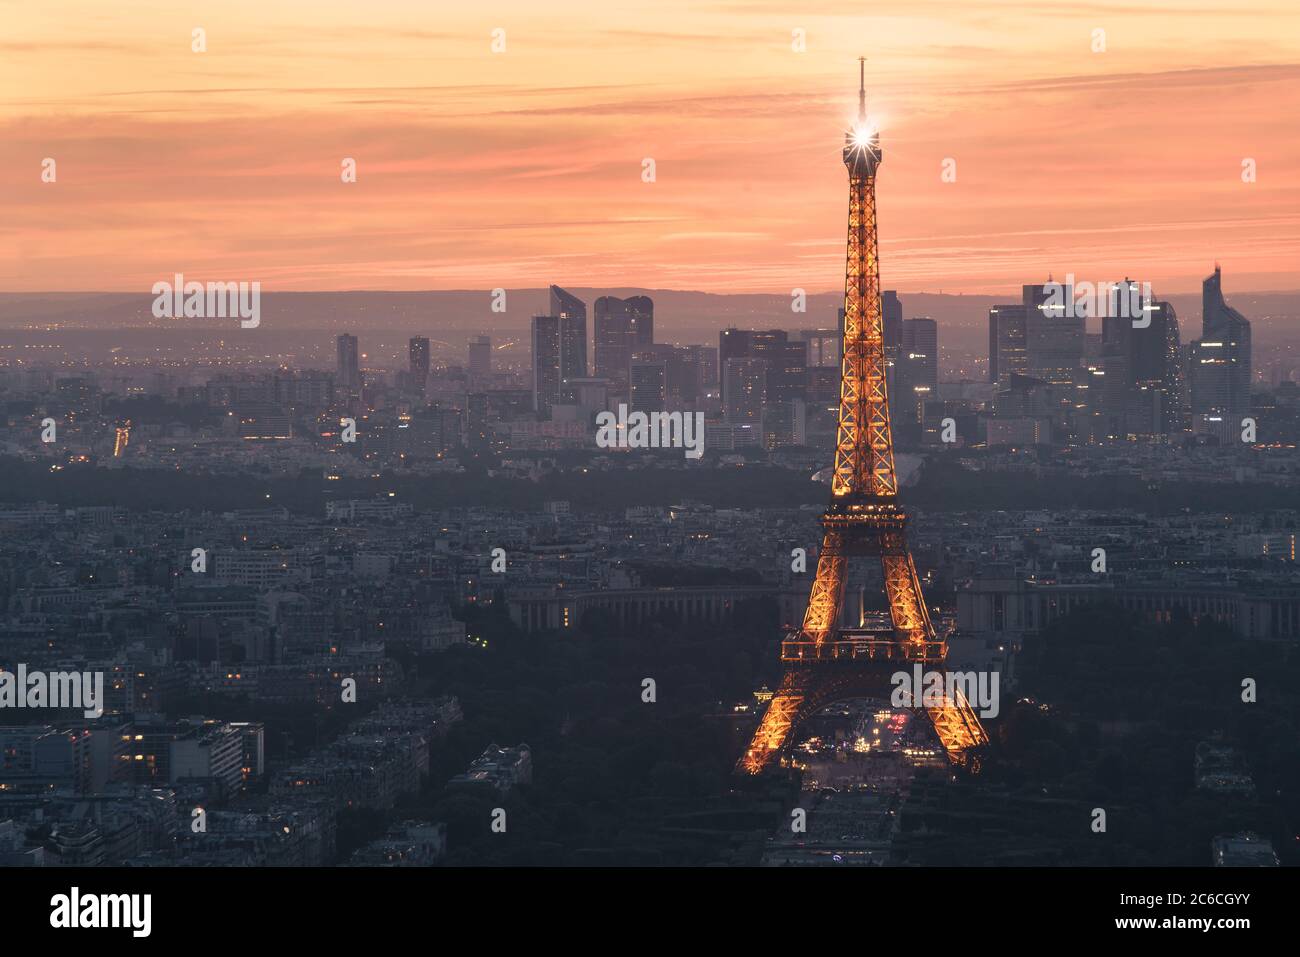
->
[1,0,1297,293]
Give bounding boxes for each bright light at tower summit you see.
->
[852,123,877,146]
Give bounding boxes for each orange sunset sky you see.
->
[2,0,1299,295]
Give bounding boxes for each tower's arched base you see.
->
[737,664,987,775]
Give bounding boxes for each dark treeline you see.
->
[974,604,1300,865]
[400,599,790,865]
[2,455,1295,516]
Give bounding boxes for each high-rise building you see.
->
[550,284,588,382]
[807,365,840,404]
[633,344,702,407]
[717,328,806,404]
[881,290,904,361]
[531,315,561,416]
[1190,266,1252,416]
[723,357,766,424]
[628,356,667,412]
[895,317,938,425]
[718,327,751,383]
[769,339,808,406]
[988,304,1028,386]
[468,335,491,377]
[881,291,904,417]
[1099,280,1183,436]
[409,337,430,394]
[336,334,360,395]
[799,328,840,369]
[1024,281,1084,389]
[594,295,653,384]
[531,286,589,416]
[682,344,718,391]
[718,328,806,445]
[1146,300,1183,434]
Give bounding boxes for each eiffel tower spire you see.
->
[738,64,988,775]
[858,56,866,122]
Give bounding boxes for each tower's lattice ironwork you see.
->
[738,61,988,775]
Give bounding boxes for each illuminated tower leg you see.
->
[738,534,845,774]
[738,671,806,775]
[800,532,846,645]
[927,687,989,759]
[881,550,932,645]
[882,543,988,755]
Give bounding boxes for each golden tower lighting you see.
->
[738,60,988,775]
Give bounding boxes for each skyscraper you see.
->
[682,344,718,391]
[628,355,667,412]
[717,328,807,446]
[531,315,561,416]
[532,287,589,416]
[549,284,588,382]
[895,317,938,425]
[1146,300,1183,434]
[1098,280,1183,437]
[468,335,491,378]
[723,357,766,424]
[1190,266,1252,416]
[336,334,360,395]
[632,344,701,407]
[717,328,806,404]
[594,295,653,384]
[799,328,841,369]
[988,304,1028,386]
[409,337,430,394]
[881,290,904,362]
[1023,281,1084,389]
[718,327,751,384]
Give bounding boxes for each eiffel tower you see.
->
[738,61,989,775]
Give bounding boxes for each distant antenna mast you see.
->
[858,56,867,122]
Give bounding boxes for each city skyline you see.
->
[3,1,1299,294]
[2,0,1298,904]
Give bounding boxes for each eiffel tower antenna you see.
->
[858,56,867,121]
[738,62,988,776]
